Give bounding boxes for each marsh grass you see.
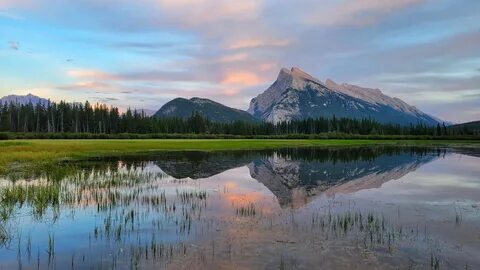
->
[0,184,61,219]
[0,169,203,268]
[1,139,478,176]
[431,253,441,270]
[235,203,257,217]
[0,224,9,248]
[0,182,463,269]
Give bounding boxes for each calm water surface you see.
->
[0,147,479,269]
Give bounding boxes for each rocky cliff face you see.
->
[248,67,441,125]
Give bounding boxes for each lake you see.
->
[0,146,479,269]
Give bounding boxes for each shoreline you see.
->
[1,139,480,176]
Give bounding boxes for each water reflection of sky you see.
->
[348,154,480,205]
[1,147,480,269]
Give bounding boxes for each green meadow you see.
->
[1,139,479,176]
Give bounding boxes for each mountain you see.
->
[0,93,49,106]
[248,67,441,125]
[154,97,258,123]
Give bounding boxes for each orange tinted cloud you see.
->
[67,69,115,80]
[221,71,264,87]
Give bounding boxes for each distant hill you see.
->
[449,121,480,134]
[154,97,258,123]
[0,94,49,106]
[248,67,442,126]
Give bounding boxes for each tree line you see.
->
[0,100,477,136]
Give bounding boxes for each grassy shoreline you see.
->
[2,132,480,140]
[1,139,480,176]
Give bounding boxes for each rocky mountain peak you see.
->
[290,67,323,84]
[277,67,324,87]
[247,67,331,123]
[324,78,335,86]
[248,67,442,125]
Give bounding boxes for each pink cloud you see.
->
[57,81,111,91]
[156,0,261,26]
[258,63,276,72]
[0,0,33,9]
[67,69,116,80]
[223,88,240,96]
[227,38,292,50]
[220,70,265,87]
[217,53,248,63]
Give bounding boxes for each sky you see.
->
[0,0,479,123]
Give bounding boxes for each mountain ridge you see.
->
[248,67,442,125]
[449,120,480,134]
[1,68,451,126]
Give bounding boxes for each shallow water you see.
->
[0,146,479,269]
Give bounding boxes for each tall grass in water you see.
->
[0,157,473,269]
[0,224,9,248]
[235,203,257,217]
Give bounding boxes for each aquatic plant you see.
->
[235,203,257,217]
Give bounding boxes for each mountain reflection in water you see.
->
[1,146,479,270]
[150,147,440,207]
[61,147,445,208]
